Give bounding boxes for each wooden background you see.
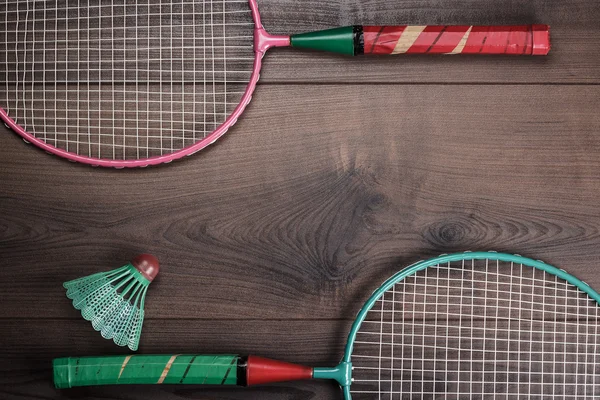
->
[1,0,599,398]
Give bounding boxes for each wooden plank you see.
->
[1,0,597,85]
[255,0,600,83]
[2,378,340,400]
[0,319,348,370]
[2,318,598,399]
[1,84,599,319]
[0,319,345,400]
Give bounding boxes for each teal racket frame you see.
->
[54,252,600,399]
[317,251,600,399]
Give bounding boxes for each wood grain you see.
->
[2,84,599,320]
[256,0,600,83]
[0,319,345,400]
[1,0,600,399]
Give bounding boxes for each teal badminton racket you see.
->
[54,252,600,398]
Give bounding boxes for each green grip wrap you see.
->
[53,355,241,388]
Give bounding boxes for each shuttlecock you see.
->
[63,254,159,351]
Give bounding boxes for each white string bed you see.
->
[1,0,255,159]
[351,259,599,399]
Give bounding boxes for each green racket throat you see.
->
[290,26,361,56]
[53,252,600,399]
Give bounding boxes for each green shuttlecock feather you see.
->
[63,254,159,351]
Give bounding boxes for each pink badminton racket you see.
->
[1,1,550,167]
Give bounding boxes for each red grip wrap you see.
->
[363,25,550,55]
[532,24,551,55]
[246,356,313,386]
[363,26,406,54]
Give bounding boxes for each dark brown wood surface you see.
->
[1,1,599,399]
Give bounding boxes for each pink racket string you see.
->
[2,0,257,164]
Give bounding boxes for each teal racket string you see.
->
[348,254,600,398]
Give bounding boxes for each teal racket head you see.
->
[52,251,600,398]
[340,252,600,399]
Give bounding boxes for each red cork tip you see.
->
[132,254,159,282]
[532,24,550,55]
[246,356,313,386]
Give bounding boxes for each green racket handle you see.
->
[54,355,241,388]
[53,354,321,388]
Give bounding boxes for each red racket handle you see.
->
[362,25,550,55]
[290,25,550,56]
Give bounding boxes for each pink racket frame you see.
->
[1,0,289,167]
